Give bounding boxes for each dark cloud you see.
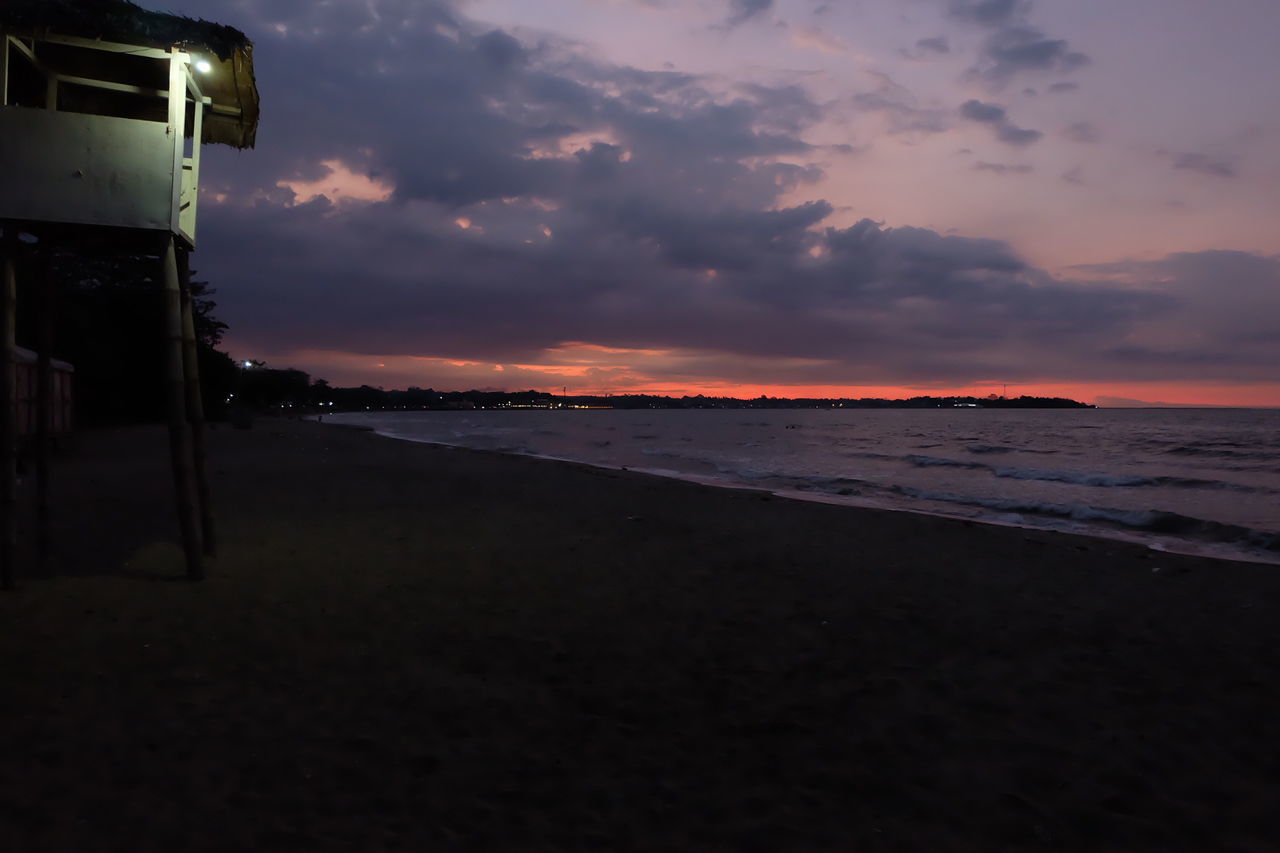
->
[1061,166,1085,185]
[1172,152,1236,178]
[959,100,1042,146]
[972,25,1090,86]
[915,36,950,55]
[947,0,1022,26]
[1069,252,1280,380]
[994,124,1041,146]
[723,0,773,28]
[959,99,1006,123]
[202,194,1181,387]
[1048,81,1079,94]
[949,2,1090,89]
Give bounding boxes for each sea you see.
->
[326,407,1280,565]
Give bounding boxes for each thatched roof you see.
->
[1,0,259,149]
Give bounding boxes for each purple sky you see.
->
[169,0,1279,404]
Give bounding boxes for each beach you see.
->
[4,418,1279,851]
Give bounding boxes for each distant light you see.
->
[194,59,213,74]
[243,360,253,368]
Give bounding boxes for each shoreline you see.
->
[5,418,1279,850]
[342,416,1280,567]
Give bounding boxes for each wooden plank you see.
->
[2,29,9,106]
[162,236,203,579]
[177,86,205,246]
[35,33,177,61]
[6,35,37,66]
[52,73,167,100]
[0,109,174,231]
[179,248,215,556]
[167,50,186,239]
[36,246,53,572]
[1,226,16,589]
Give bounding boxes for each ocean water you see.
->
[328,408,1280,564]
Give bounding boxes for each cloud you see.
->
[974,161,1032,175]
[1062,121,1099,143]
[722,0,773,28]
[947,0,1023,26]
[994,124,1041,146]
[971,25,1090,87]
[852,75,950,135]
[209,194,1180,388]
[1048,82,1079,94]
[916,35,947,54]
[959,99,1006,123]
[1068,251,1280,380]
[1172,152,1236,178]
[948,2,1090,89]
[1061,166,1084,185]
[792,26,849,53]
[958,100,1042,146]
[158,0,1278,394]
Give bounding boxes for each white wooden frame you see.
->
[0,31,209,246]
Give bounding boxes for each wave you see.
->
[992,466,1152,487]
[906,454,1151,485]
[1165,445,1280,461]
[906,455,988,470]
[896,455,1269,493]
[966,444,1058,455]
[897,487,1280,554]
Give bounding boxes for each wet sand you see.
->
[3,418,1278,851]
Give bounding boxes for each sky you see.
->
[169,0,1279,405]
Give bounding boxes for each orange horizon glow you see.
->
[227,344,1280,408]
[518,382,1280,408]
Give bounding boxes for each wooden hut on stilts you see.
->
[0,1,259,586]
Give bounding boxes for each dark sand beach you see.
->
[4,418,1278,851]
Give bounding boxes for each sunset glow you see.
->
[164,0,1278,407]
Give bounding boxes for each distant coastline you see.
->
[306,387,1095,413]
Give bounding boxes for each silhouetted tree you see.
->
[18,248,238,424]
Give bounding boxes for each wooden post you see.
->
[163,236,203,579]
[35,242,56,572]
[1,30,10,107]
[178,247,216,557]
[1,225,16,590]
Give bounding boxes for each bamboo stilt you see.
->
[178,247,216,557]
[1,225,15,590]
[162,236,203,579]
[36,243,53,572]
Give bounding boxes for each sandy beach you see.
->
[4,418,1278,851]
